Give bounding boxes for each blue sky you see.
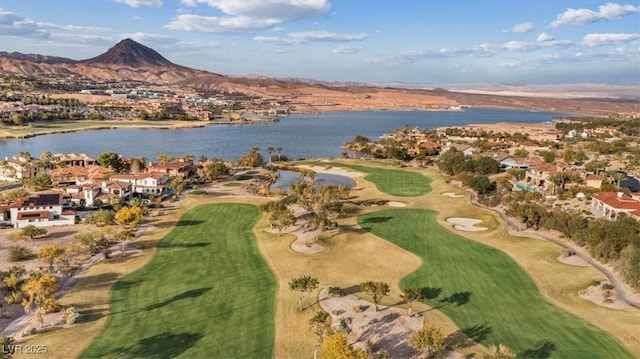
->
[0,1,638,85]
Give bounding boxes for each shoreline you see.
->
[0,117,277,140]
[0,104,557,140]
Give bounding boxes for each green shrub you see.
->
[8,245,34,261]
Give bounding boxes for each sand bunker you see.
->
[557,254,590,267]
[297,165,363,178]
[387,201,407,207]
[580,285,634,310]
[446,217,488,232]
[441,192,464,198]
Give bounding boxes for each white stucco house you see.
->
[8,192,75,229]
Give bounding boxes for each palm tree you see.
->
[610,171,627,191]
[266,146,275,163]
[276,147,282,161]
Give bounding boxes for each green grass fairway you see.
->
[82,203,276,359]
[299,161,431,196]
[359,208,634,358]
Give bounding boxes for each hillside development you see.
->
[6,160,638,359]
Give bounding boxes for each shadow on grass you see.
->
[421,287,442,300]
[158,242,211,249]
[175,220,206,227]
[77,272,119,289]
[360,216,393,224]
[114,279,141,290]
[109,331,204,359]
[445,329,476,350]
[462,323,492,343]
[519,340,556,359]
[439,291,472,307]
[143,287,212,311]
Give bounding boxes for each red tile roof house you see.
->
[8,192,75,229]
[65,181,132,207]
[0,156,40,182]
[147,161,195,179]
[591,192,640,220]
[110,172,169,196]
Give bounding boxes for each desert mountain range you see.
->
[0,39,637,116]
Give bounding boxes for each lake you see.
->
[270,170,356,192]
[0,108,562,161]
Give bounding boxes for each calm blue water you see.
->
[270,170,356,192]
[0,108,561,161]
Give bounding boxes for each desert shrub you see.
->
[83,209,115,225]
[65,307,82,324]
[20,225,47,239]
[601,283,614,290]
[331,309,344,316]
[21,326,36,337]
[43,297,61,313]
[328,286,344,297]
[338,317,352,334]
[4,291,22,305]
[351,305,363,313]
[8,245,34,261]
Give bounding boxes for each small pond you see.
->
[270,170,356,192]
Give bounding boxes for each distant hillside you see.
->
[80,39,181,68]
[0,38,211,84]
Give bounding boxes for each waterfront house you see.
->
[111,172,169,195]
[147,160,194,179]
[50,166,112,186]
[0,157,38,182]
[591,192,640,220]
[8,192,75,229]
[53,153,96,167]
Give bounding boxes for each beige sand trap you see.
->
[387,201,407,207]
[580,285,634,310]
[446,217,488,232]
[265,205,325,254]
[319,288,423,358]
[557,254,591,267]
[296,165,363,178]
[441,192,464,198]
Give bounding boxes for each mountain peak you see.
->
[80,38,177,68]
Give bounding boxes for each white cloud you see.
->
[113,0,162,7]
[536,32,555,42]
[503,22,534,33]
[254,30,367,45]
[171,0,330,32]
[167,14,280,33]
[333,45,361,54]
[551,2,639,27]
[582,33,640,47]
[124,32,180,44]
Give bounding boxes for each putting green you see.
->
[299,161,431,196]
[82,203,276,358]
[359,208,634,358]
